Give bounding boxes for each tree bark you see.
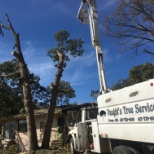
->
[41,51,64,149]
[1,14,38,153]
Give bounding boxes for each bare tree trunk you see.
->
[0,14,38,153]
[41,51,64,149]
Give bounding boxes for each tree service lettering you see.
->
[107,103,154,117]
[135,103,154,113]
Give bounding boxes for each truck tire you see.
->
[127,147,141,154]
[112,145,132,154]
[69,138,77,154]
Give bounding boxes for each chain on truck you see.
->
[65,0,154,154]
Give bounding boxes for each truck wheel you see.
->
[127,147,141,154]
[68,138,77,154]
[112,145,132,154]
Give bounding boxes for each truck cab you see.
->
[71,0,154,153]
[67,103,111,154]
[67,79,154,154]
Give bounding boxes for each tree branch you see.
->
[143,49,154,56]
[103,0,154,57]
[0,70,20,78]
[0,22,10,30]
[5,13,16,35]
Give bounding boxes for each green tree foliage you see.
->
[0,59,75,113]
[111,62,154,90]
[48,30,83,68]
[41,30,84,148]
[0,80,22,117]
[102,0,154,56]
[37,81,76,109]
[111,78,131,90]
[0,59,49,116]
[55,80,76,105]
[0,59,22,117]
[129,62,154,84]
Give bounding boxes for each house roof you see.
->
[0,102,97,122]
[0,108,62,122]
[60,102,97,111]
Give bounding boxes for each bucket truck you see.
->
[67,0,154,154]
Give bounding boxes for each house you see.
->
[0,103,96,152]
[0,108,64,152]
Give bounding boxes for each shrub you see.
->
[35,149,52,154]
[0,145,18,154]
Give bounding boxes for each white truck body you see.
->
[68,80,154,154]
[67,0,154,153]
[97,79,154,144]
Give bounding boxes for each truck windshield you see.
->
[87,108,98,119]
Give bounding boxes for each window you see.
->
[76,110,82,123]
[88,109,98,119]
[18,120,27,132]
[4,121,15,139]
[40,122,45,132]
[68,111,77,124]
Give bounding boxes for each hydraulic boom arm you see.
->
[77,0,107,94]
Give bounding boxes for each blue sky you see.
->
[0,0,153,104]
